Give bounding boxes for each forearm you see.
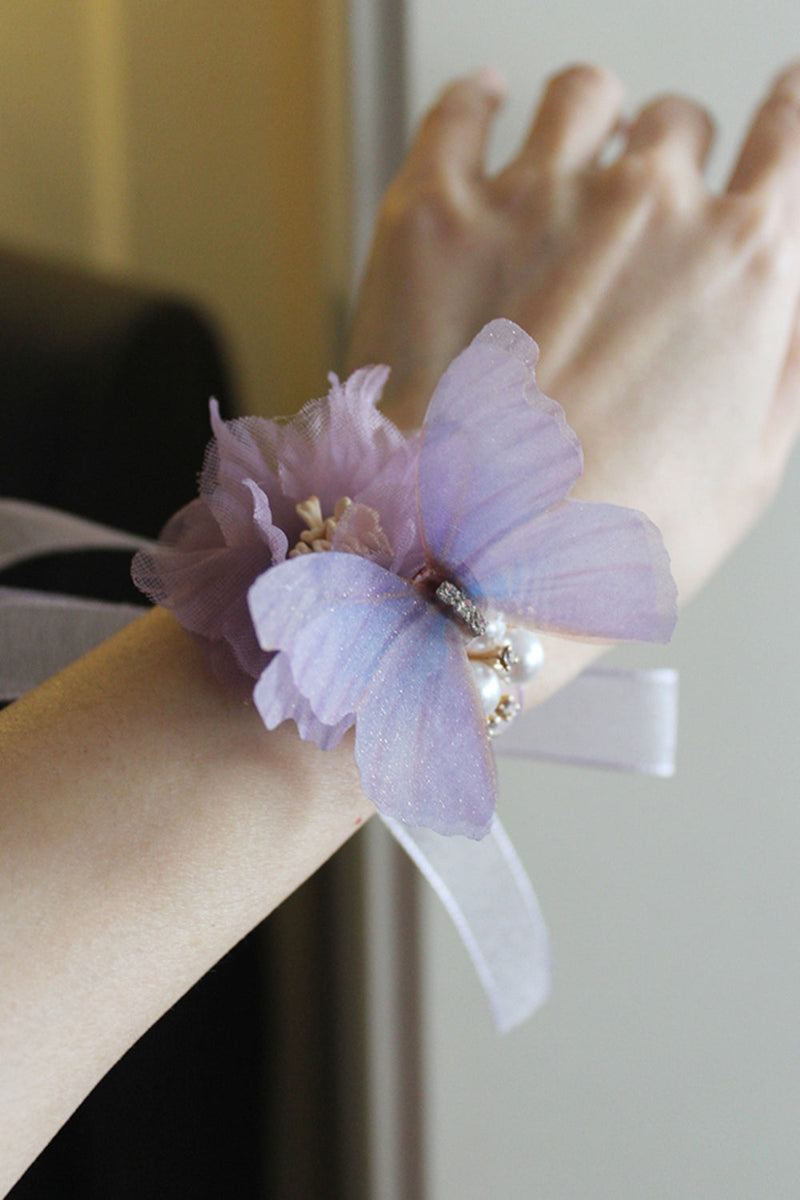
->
[0,606,371,1191]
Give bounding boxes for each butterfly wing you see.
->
[417,319,582,577]
[456,496,677,641]
[254,651,355,750]
[418,319,676,642]
[353,603,496,838]
[248,552,495,836]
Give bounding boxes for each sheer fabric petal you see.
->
[132,481,285,681]
[354,616,496,837]
[253,651,354,749]
[204,399,288,541]
[252,367,404,512]
[248,552,495,835]
[467,498,677,642]
[248,553,426,727]
[418,320,583,577]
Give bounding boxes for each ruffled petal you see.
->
[354,431,422,575]
[256,366,408,514]
[203,399,287,543]
[132,538,273,677]
[132,481,285,682]
[330,501,393,565]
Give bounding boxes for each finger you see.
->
[625,95,715,169]
[408,70,508,183]
[728,63,800,203]
[513,64,624,175]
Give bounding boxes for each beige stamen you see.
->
[289,495,353,558]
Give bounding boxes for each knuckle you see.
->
[647,94,715,139]
[425,78,494,127]
[600,152,688,218]
[380,172,473,243]
[772,62,800,96]
[494,166,561,223]
[715,193,788,277]
[760,85,800,137]
[597,155,649,208]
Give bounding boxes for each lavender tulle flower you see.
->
[134,319,677,839]
[132,361,418,692]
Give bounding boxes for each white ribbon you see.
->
[0,497,155,571]
[382,814,551,1032]
[496,666,678,777]
[0,588,146,700]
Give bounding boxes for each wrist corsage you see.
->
[1,318,678,1031]
[130,318,677,1030]
[132,319,676,838]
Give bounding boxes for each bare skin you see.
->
[2,63,800,1192]
[348,64,800,602]
[0,610,372,1188]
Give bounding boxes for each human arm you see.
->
[0,608,371,1192]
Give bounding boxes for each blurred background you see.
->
[1,2,798,1198]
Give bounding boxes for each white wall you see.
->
[406,5,800,1198]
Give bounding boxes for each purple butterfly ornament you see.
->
[248,319,677,839]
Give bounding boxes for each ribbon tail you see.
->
[0,588,146,700]
[495,666,679,777]
[0,497,154,570]
[381,813,551,1033]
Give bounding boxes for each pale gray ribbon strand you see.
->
[0,588,146,700]
[495,666,678,777]
[0,498,154,699]
[0,497,155,571]
[382,814,551,1032]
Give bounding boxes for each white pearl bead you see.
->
[483,611,507,644]
[470,661,502,715]
[468,611,507,655]
[506,628,544,684]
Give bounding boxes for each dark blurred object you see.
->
[0,246,228,602]
[0,248,268,1197]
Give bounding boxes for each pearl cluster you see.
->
[467,612,544,736]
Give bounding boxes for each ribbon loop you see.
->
[496,666,678,777]
[0,588,146,700]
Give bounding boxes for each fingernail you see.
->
[774,62,800,99]
[471,68,509,99]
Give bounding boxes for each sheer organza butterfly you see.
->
[248,320,676,839]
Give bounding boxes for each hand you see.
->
[346,64,800,605]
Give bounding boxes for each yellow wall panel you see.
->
[0,1,93,260]
[0,0,351,417]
